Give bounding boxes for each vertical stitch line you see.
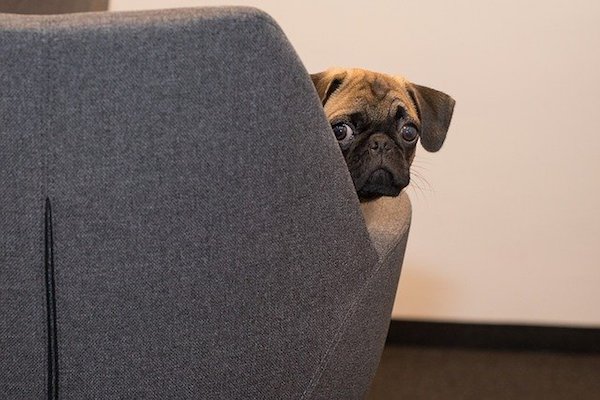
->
[45,198,59,400]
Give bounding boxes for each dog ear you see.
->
[409,83,455,152]
[311,70,347,105]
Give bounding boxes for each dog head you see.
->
[311,68,455,199]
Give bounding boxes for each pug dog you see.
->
[311,68,455,199]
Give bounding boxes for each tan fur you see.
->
[316,68,419,128]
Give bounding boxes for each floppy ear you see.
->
[409,83,455,152]
[310,70,347,105]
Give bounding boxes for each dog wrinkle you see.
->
[369,76,392,101]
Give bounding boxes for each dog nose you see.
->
[368,134,392,155]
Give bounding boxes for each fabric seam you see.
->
[41,18,59,400]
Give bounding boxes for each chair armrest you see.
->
[302,193,412,399]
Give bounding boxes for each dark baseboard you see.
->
[0,0,108,14]
[386,320,600,353]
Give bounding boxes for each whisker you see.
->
[409,169,435,197]
[410,165,429,175]
[412,158,434,164]
[411,157,434,167]
[411,161,432,171]
[407,177,423,199]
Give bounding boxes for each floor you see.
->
[367,345,600,399]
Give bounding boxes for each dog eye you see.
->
[401,124,418,143]
[332,123,354,141]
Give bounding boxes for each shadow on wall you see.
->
[0,0,108,14]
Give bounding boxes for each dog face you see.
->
[311,68,455,199]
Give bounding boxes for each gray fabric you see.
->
[0,7,411,399]
[304,195,411,399]
[0,24,47,400]
[298,194,411,399]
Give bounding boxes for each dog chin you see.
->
[356,168,404,198]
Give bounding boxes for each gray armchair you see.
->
[0,7,411,399]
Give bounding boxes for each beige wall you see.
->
[110,0,600,327]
